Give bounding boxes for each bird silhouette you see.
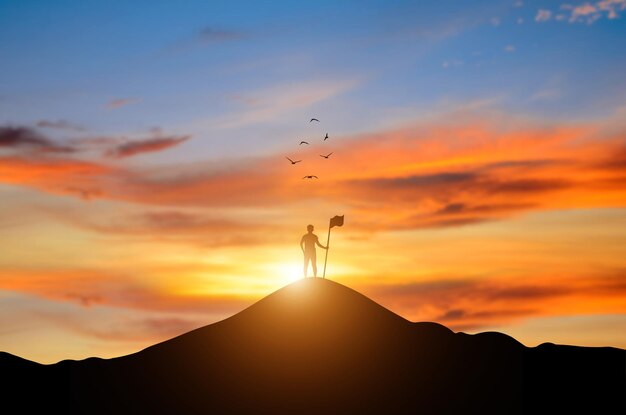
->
[310,118,320,123]
[324,133,329,140]
[299,141,309,145]
[320,152,333,159]
[302,175,318,179]
[286,157,301,164]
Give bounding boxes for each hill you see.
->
[1,278,624,414]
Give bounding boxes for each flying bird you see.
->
[302,175,318,179]
[324,133,329,140]
[286,157,301,164]
[299,141,309,145]
[310,118,320,123]
[320,152,333,159]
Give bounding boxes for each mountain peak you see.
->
[227,277,409,328]
[146,277,419,359]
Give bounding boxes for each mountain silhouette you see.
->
[1,278,624,414]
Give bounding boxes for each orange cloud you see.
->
[0,156,113,197]
[1,111,625,233]
[105,135,190,158]
[43,313,207,344]
[53,209,283,247]
[0,268,252,314]
[3,264,624,340]
[358,271,626,332]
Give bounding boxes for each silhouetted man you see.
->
[301,224,327,278]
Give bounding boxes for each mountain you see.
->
[1,278,624,414]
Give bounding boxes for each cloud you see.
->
[571,4,599,17]
[68,136,124,146]
[489,177,570,193]
[1,125,191,162]
[19,304,212,349]
[64,292,105,307]
[36,119,85,132]
[355,172,478,189]
[559,1,626,23]
[1,126,52,148]
[0,267,252,314]
[105,134,190,158]
[0,126,77,153]
[207,79,359,129]
[61,186,103,200]
[442,59,463,69]
[594,145,626,171]
[339,163,572,230]
[360,272,626,331]
[0,156,113,199]
[229,94,261,106]
[433,202,536,216]
[529,88,561,101]
[1,108,625,233]
[504,44,516,52]
[56,209,279,247]
[3,264,625,341]
[597,0,626,18]
[196,26,245,43]
[164,26,247,55]
[535,9,553,21]
[563,3,601,23]
[51,315,206,343]
[106,97,141,109]
[0,125,195,201]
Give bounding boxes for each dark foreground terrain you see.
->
[1,278,624,414]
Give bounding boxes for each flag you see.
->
[330,215,344,228]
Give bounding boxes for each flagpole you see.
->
[322,219,331,278]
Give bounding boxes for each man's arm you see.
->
[315,236,328,250]
[300,235,305,253]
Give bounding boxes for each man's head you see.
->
[307,224,314,233]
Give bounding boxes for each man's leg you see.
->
[303,253,310,278]
[311,252,317,277]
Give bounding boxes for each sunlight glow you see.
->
[265,261,304,286]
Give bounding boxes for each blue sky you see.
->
[2,0,625,162]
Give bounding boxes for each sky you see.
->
[1,0,625,363]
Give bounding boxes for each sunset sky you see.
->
[1,0,626,363]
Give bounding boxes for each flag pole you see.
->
[322,219,331,278]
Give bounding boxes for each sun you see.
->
[266,261,303,285]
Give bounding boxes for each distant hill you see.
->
[1,278,624,414]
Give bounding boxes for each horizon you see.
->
[1,0,626,364]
